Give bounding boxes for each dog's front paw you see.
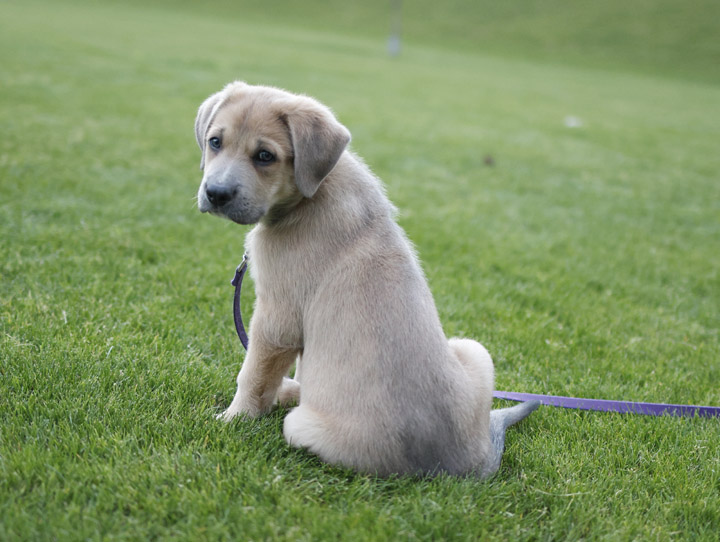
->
[216,408,241,422]
[216,395,262,422]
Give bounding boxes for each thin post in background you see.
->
[388,0,402,57]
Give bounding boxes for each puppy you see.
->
[195,82,538,477]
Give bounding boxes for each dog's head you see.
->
[194,82,351,225]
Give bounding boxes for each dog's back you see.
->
[256,153,495,475]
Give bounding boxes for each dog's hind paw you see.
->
[277,377,301,407]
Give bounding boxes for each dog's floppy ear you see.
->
[194,82,247,170]
[194,91,224,170]
[285,102,351,198]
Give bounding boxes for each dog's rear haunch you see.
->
[195,82,539,477]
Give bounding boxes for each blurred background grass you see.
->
[123,0,720,84]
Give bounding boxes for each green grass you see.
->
[1,0,719,540]
[124,0,720,85]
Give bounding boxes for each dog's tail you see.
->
[483,400,540,477]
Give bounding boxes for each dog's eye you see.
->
[208,137,222,151]
[255,150,276,164]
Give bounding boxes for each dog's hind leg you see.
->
[284,405,391,474]
[483,400,540,478]
[283,404,336,459]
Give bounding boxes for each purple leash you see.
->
[231,253,250,351]
[492,391,720,419]
[230,256,720,419]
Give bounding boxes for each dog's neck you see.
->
[263,192,305,227]
[260,152,389,235]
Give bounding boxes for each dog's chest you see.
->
[246,228,311,309]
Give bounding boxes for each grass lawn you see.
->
[1,0,719,540]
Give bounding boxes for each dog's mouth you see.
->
[201,200,267,226]
[221,210,262,226]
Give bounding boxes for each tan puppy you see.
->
[195,82,538,477]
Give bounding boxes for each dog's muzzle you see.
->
[197,180,266,225]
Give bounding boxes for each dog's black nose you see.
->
[205,184,236,206]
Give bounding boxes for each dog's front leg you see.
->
[218,319,300,421]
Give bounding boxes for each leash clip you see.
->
[231,253,248,287]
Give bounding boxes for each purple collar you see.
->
[230,257,719,419]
